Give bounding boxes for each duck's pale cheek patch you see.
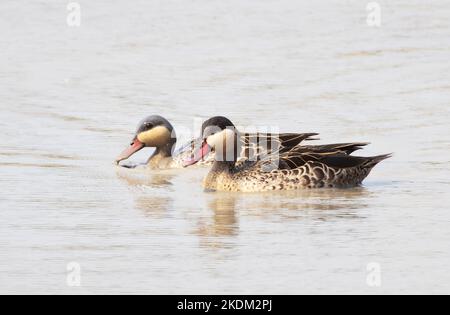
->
[137,126,171,147]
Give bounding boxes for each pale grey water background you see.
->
[1,0,450,294]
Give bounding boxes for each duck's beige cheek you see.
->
[207,131,227,148]
[137,126,171,146]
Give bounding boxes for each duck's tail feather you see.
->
[365,153,393,167]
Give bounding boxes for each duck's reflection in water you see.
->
[116,167,175,188]
[135,195,174,219]
[195,187,372,249]
[238,187,372,221]
[194,194,240,250]
[203,195,239,235]
[115,167,175,218]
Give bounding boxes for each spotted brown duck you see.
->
[184,118,392,192]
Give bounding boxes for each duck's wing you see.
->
[253,142,370,170]
[296,142,370,155]
[275,149,392,171]
[239,132,319,161]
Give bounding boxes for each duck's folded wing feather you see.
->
[267,149,392,170]
[297,142,370,155]
[240,132,319,160]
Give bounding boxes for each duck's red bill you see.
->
[183,142,211,167]
[115,139,145,164]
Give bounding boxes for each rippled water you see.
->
[1,0,450,294]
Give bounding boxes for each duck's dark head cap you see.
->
[136,115,174,134]
[201,116,235,138]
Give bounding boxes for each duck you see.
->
[116,115,319,170]
[183,118,392,192]
[115,115,209,169]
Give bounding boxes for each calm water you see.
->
[1,0,450,294]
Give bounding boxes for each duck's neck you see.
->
[203,161,234,191]
[211,160,235,172]
[147,144,174,168]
